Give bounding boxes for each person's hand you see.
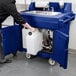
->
[23,22,36,32]
[30,27,36,32]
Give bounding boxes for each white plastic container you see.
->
[22,28,30,48]
[22,28,43,55]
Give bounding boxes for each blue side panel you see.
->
[1,25,22,56]
[63,3,72,13]
[52,30,69,69]
[49,2,72,13]
[29,2,35,11]
[49,2,61,12]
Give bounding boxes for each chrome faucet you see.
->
[43,4,54,12]
[51,7,54,12]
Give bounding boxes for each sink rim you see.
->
[25,11,61,16]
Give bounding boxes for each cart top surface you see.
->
[21,10,67,19]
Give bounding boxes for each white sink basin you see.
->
[26,11,61,16]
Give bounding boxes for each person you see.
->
[0,0,36,63]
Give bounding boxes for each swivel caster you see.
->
[26,53,32,59]
[48,58,56,66]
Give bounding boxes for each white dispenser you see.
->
[22,28,43,55]
[22,28,30,48]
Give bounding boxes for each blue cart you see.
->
[1,2,75,69]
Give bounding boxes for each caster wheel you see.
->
[48,59,56,66]
[26,53,31,59]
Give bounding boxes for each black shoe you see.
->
[0,59,12,64]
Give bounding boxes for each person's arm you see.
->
[2,2,36,32]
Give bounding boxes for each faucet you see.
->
[43,4,54,12]
[51,7,54,12]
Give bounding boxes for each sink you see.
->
[25,11,61,16]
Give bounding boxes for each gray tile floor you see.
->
[0,52,76,76]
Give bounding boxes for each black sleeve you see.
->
[2,2,26,24]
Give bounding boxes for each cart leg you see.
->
[0,31,12,64]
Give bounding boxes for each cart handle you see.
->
[59,15,75,24]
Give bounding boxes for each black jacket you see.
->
[0,0,26,25]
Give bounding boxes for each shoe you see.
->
[0,59,12,64]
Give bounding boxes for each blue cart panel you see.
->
[1,25,22,56]
[0,2,75,69]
